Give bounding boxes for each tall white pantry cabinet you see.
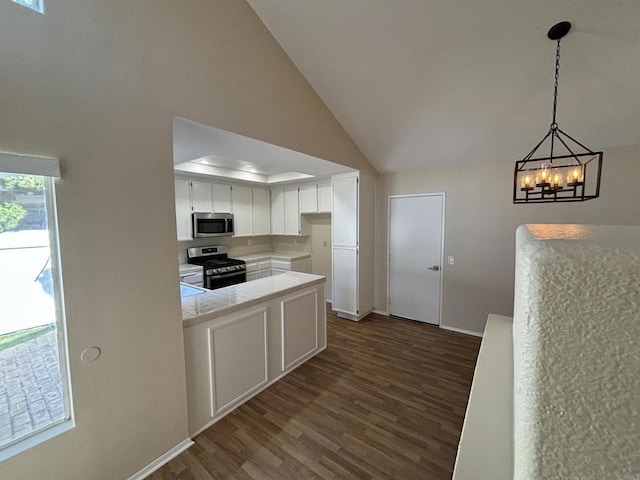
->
[331,172,375,321]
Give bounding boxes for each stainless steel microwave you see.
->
[192,213,234,237]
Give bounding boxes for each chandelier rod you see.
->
[549,38,562,163]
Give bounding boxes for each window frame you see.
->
[0,153,74,462]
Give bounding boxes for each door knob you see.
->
[428,265,440,271]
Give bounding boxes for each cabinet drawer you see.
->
[258,259,271,270]
[271,259,291,271]
[245,262,258,273]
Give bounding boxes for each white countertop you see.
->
[182,271,325,327]
[233,251,311,262]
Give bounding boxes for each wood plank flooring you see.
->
[148,311,481,480]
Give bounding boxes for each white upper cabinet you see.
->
[232,185,253,237]
[191,180,213,212]
[252,188,271,236]
[175,178,192,241]
[298,184,318,213]
[213,184,232,213]
[270,188,285,235]
[318,182,332,213]
[284,187,300,235]
[332,174,358,247]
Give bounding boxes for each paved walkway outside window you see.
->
[0,328,64,445]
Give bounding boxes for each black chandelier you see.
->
[513,21,603,204]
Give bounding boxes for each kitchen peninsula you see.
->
[181,271,326,436]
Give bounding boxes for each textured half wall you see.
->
[513,224,640,479]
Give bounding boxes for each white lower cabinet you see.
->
[332,246,358,316]
[184,283,326,436]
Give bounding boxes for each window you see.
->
[11,0,45,14]
[0,153,72,461]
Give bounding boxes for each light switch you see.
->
[448,256,455,266]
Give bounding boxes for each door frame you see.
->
[387,192,446,326]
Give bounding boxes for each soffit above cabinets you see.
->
[172,116,355,184]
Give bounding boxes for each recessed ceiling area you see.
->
[172,116,355,183]
[247,0,640,174]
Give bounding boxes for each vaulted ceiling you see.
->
[248,0,640,174]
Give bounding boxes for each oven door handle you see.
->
[207,270,246,280]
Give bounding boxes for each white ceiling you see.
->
[248,0,640,174]
[172,117,354,183]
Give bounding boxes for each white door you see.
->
[388,194,444,325]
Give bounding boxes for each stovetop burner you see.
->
[186,245,246,276]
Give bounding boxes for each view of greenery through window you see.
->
[0,173,65,448]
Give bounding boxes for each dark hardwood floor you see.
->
[149,311,481,480]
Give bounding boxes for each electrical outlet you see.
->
[247,239,252,246]
[448,256,455,266]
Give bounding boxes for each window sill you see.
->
[0,418,75,463]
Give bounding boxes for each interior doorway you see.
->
[388,193,445,325]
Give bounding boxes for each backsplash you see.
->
[177,235,311,263]
[178,236,272,263]
[271,236,311,253]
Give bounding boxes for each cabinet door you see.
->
[192,180,213,212]
[318,182,332,213]
[252,188,271,235]
[175,178,193,241]
[332,246,358,315]
[232,185,253,237]
[332,174,358,247]
[281,289,318,371]
[213,184,232,213]
[209,308,268,416]
[270,188,285,235]
[299,184,318,213]
[284,187,300,235]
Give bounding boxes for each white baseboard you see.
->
[440,325,484,338]
[127,438,194,480]
[373,309,389,316]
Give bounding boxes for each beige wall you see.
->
[308,214,332,301]
[0,1,373,478]
[375,144,640,334]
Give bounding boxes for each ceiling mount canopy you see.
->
[513,21,603,204]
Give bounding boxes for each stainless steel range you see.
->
[186,245,246,290]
